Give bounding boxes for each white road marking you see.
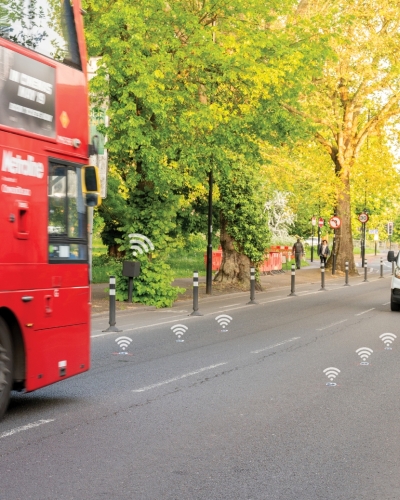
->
[316,319,348,331]
[155,310,188,314]
[251,337,300,354]
[259,296,292,305]
[382,302,390,305]
[355,308,375,316]
[92,316,192,337]
[0,419,55,439]
[132,362,227,393]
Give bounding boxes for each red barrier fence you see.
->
[204,245,293,274]
[203,248,223,271]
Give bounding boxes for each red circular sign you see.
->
[329,216,342,229]
[358,213,369,223]
[318,217,324,227]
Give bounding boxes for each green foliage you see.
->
[218,161,271,264]
[92,254,185,307]
[82,0,338,288]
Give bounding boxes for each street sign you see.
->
[318,217,324,227]
[329,216,341,229]
[369,229,378,234]
[311,216,316,226]
[358,212,369,223]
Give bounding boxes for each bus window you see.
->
[0,0,82,70]
[48,159,87,262]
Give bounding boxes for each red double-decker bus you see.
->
[0,0,100,418]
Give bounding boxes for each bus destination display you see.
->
[0,46,56,138]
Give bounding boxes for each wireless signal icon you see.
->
[171,324,188,342]
[215,314,232,332]
[356,347,373,365]
[128,233,155,257]
[115,336,133,351]
[323,367,340,386]
[379,333,397,350]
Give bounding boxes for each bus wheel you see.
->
[0,318,12,419]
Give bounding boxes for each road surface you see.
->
[1,269,399,499]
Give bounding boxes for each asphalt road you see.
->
[1,271,399,499]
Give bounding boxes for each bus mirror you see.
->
[82,166,101,207]
[387,250,395,262]
[85,193,101,207]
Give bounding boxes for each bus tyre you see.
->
[0,318,12,419]
[390,297,400,312]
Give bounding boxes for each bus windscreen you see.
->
[0,0,81,70]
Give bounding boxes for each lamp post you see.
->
[311,216,316,262]
[374,233,378,255]
[206,169,213,295]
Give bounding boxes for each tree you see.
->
[285,0,400,272]
[261,140,338,240]
[84,0,327,293]
[264,191,296,243]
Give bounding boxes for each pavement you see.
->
[91,253,388,316]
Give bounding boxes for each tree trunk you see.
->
[214,214,253,288]
[326,169,357,274]
[108,244,125,258]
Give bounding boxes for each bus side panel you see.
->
[0,288,90,392]
[25,322,90,392]
[0,140,48,266]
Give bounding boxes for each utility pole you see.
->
[206,169,213,294]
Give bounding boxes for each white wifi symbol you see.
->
[356,347,373,364]
[323,367,340,385]
[115,336,133,351]
[171,324,188,342]
[379,333,397,349]
[128,233,155,257]
[215,314,233,331]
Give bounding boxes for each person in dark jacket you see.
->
[292,238,305,269]
[318,239,330,265]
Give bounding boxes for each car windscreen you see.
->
[0,0,81,70]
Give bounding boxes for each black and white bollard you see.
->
[379,257,383,278]
[319,263,326,291]
[247,267,258,304]
[190,271,203,316]
[363,259,368,282]
[288,264,297,296]
[102,276,122,332]
[344,261,350,286]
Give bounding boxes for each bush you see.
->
[91,253,185,308]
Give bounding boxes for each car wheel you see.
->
[0,318,12,420]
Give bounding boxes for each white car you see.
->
[387,250,400,311]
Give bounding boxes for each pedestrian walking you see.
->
[292,238,305,270]
[318,239,330,265]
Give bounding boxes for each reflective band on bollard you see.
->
[288,264,297,296]
[247,267,258,304]
[363,259,368,282]
[344,261,350,286]
[102,276,122,332]
[379,257,383,278]
[319,263,326,291]
[190,271,203,316]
